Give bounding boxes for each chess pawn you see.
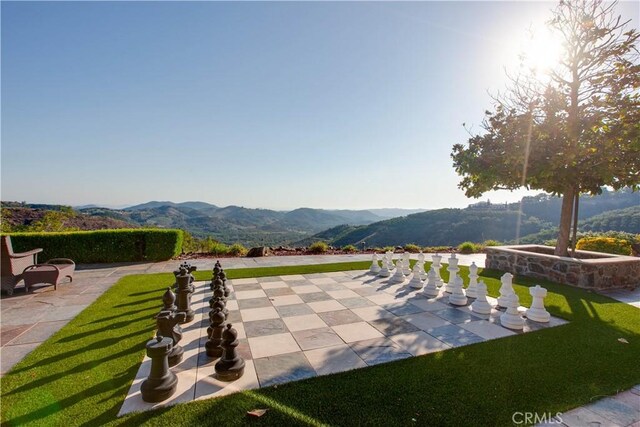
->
[156,310,187,366]
[389,261,406,284]
[422,267,440,297]
[402,252,411,275]
[500,293,524,330]
[449,275,468,306]
[386,252,394,270]
[209,296,229,321]
[378,261,391,277]
[175,269,195,323]
[408,264,423,289]
[497,272,515,308]
[471,280,492,315]
[431,254,444,287]
[140,335,178,403]
[210,264,221,290]
[369,254,381,274]
[162,287,177,312]
[466,262,479,298]
[445,253,459,293]
[417,252,426,280]
[219,271,231,298]
[526,285,550,322]
[206,308,225,358]
[215,324,245,381]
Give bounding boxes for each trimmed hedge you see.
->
[5,229,183,263]
[576,236,632,256]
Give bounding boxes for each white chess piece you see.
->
[466,262,479,298]
[500,293,524,330]
[471,280,492,314]
[369,254,381,274]
[389,260,406,283]
[526,285,550,322]
[448,275,468,306]
[408,264,423,289]
[423,267,439,297]
[378,260,391,277]
[497,272,515,308]
[417,252,426,280]
[445,253,459,293]
[431,254,444,287]
[402,252,411,275]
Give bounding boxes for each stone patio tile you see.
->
[231,278,259,285]
[382,302,425,316]
[586,396,640,425]
[352,287,379,297]
[366,293,399,305]
[237,298,272,310]
[40,304,89,322]
[1,342,39,373]
[1,306,48,325]
[269,295,304,307]
[291,285,322,294]
[428,324,485,347]
[326,290,360,300]
[340,281,367,290]
[282,314,327,332]
[7,320,68,345]
[1,324,33,346]
[331,322,384,343]
[193,360,259,401]
[303,344,367,375]
[399,312,450,332]
[257,276,285,283]
[307,300,346,313]
[460,320,517,340]
[232,282,263,292]
[369,318,420,336]
[254,352,317,388]
[235,290,267,300]
[292,327,345,350]
[309,277,338,285]
[248,333,300,359]
[406,298,450,312]
[275,304,314,318]
[613,390,640,411]
[264,287,295,297]
[259,281,288,290]
[299,292,332,303]
[240,307,279,322]
[336,297,375,309]
[432,308,480,324]
[243,319,288,338]
[279,275,307,281]
[318,310,362,327]
[351,306,395,322]
[388,331,451,356]
[349,337,411,366]
[315,283,348,292]
[559,406,623,427]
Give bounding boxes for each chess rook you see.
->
[140,335,178,403]
[526,285,550,322]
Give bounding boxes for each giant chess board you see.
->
[119,269,568,415]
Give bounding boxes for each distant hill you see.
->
[579,206,640,234]
[2,206,137,231]
[367,208,428,218]
[124,201,218,211]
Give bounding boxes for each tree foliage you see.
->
[451,0,640,255]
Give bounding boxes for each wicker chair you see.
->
[1,236,43,295]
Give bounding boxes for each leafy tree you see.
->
[451,0,640,256]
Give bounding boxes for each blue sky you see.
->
[2,1,638,210]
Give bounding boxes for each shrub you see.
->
[382,246,395,253]
[309,241,329,254]
[342,245,358,253]
[483,239,501,247]
[403,244,421,253]
[6,229,183,263]
[228,243,248,257]
[209,242,229,256]
[458,241,479,254]
[576,237,632,255]
[422,246,451,253]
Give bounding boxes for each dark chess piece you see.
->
[156,310,187,366]
[180,261,197,286]
[219,270,231,298]
[215,324,245,381]
[205,308,225,358]
[140,335,178,403]
[175,267,195,323]
[208,296,229,320]
[162,287,177,312]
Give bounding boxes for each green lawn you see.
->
[1,261,639,426]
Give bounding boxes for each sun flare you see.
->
[511,24,565,76]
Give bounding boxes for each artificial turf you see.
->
[1,261,638,426]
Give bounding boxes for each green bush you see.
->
[382,246,395,253]
[483,239,501,247]
[576,237,632,255]
[309,241,329,254]
[209,242,229,256]
[228,243,248,257]
[6,229,183,263]
[422,246,452,253]
[342,245,358,253]
[458,241,479,254]
[403,244,421,253]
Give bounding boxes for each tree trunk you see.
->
[555,187,575,257]
[570,193,579,257]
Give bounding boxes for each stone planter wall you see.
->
[485,245,640,290]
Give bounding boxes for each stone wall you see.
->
[485,245,640,290]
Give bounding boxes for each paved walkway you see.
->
[2,252,638,426]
